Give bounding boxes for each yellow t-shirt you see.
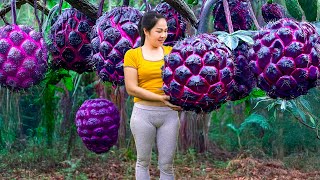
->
[123,46,173,102]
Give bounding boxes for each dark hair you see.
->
[138,11,166,46]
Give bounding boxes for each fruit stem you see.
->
[41,0,47,31]
[223,0,234,33]
[1,15,10,25]
[98,0,105,17]
[34,0,42,32]
[59,0,63,15]
[198,0,216,33]
[11,0,17,25]
[267,0,273,4]
[123,0,129,6]
[143,0,151,12]
[247,0,260,30]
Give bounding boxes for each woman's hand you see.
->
[161,95,182,111]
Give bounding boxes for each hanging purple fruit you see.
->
[248,18,320,100]
[262,0,286,23]
[154,2,187,46]
[75,98,120,154]
[47,8,95,74]
[0,0,48,90]
[162,34,235,112]
[211,1,256,101]
[91,7,142,86]
[212,0,253,31]
[229,41,256,101]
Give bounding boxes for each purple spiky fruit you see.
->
[249,18,320,99]
[213,0,253,31]
[48,8,95,73]
[229,41,256,101]
[154,2,187,46]
[162,33,235,112]
[262,2,286,23]
[91,7,142,86]
[0,25,48,90]
[75,98,120,154]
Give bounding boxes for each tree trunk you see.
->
[178,111,212,153]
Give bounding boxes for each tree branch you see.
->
[164,0,198,28]
[64,0,98,20]
[0,0,26,18]
[26,0,49,15]
[0,0,49,18]
[1,0,198,28]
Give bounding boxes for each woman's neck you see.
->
[142,41,162,51]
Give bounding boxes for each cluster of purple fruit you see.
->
[1,0,319,153]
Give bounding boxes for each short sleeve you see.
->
[163,46,173,55]
[123,49,137,69]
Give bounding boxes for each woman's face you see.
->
[144,18,168,47]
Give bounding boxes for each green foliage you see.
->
[227,113,270,149]
[297,0,318,21]
[285,0,319,21]
[212,30,256,50]
[285,0,303,20]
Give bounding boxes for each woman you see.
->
[123,11,182,180]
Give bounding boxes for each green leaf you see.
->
[239,113,270,132]
[318,0,320,21]
[250,88,267,98]
[309,115,315,125]
[227,124,240,133]
[218,34,239,50]
[212,31,229,36]
[285,0,303,20]
[289,100,308,122]
[63,76,74,91]
[298,0,317,22]
[233,34,254,45]
[299,97,312,112]
[187,0,199,5]
[231,30,257,37]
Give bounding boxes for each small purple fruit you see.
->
[75,99,120,154]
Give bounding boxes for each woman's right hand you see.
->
[161,95,182,111]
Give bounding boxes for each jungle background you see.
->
[0,0,320,179]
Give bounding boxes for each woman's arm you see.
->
[124,67,166,102]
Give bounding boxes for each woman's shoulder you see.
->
[163,46,173,54]
[125,47,141,57]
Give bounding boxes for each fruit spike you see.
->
[48,8,95,74]
[91,6,142,86]
[162,33,235,112]
[0,0,48,91]
[249,18,320,99]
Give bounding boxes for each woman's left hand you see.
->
[161,95,183,111]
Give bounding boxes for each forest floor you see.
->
[1,145,320,180]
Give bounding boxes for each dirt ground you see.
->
[1,154,320,180]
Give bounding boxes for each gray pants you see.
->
[130,103,180,180]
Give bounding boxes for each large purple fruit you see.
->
[91,7,142,86]
[162,34,235,112]
[75,98,120,154]
[249,18,320,99]
[213,0,253,31]
[0,25,48,90]
[154,2,187,46]
[229,41,256,101]
[48,8,95,73]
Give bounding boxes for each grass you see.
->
[0,142,320,179]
